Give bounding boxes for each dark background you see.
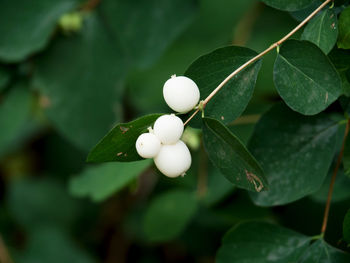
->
[0,0,349,262]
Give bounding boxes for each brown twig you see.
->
[232,2,264,46]
[183,0,333,126]
[321,119,350,235]
[184,108,200,126]
[0,234,14,263]
[81,0,101,11]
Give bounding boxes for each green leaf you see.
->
[299,239,350,262]
[329,48,350,71]
[13,226,95,263]
[87,114,161,163]
[338,6,350,49]
[311,167,350,203]
[261,0,315,11]
[143,189,197,242]
[344,209,350,244]
[185,46,261,128]
[33,13,127,151]
[217,222,350,263]
[274,40,342,115]
[202,117,268,192]
[200,163,235,207]
[343,135,350,177]
[248,103,339,206]
[0,66,10,91]
[290,1,323,22]
[0,0,80,62]
[99,0,197,69]
[203,196,272,228]
[228,122,256,146]
[339,96,350,116]
[69,160,151,202]
[0,83,33,157]
[217,222,310,263]
[328,48,350,96]
[7,178,79,229]
[301,9,338,54]
[126,0,257,115]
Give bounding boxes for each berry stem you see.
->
[321,119,350,235]
[183,0,333,126]
[184,108,200,126]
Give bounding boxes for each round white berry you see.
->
[153,114,184,145]
[163,75,200,113]
[154,140,191,178]
[135,133,161,158]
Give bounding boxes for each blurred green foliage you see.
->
[0,0,350,262]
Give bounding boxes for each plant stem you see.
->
[232,2,264,46]
[81,0,101,11]
[184,0,333,126]
[321,119,350,235]
[0,234,14,263]
[184,108,200,126]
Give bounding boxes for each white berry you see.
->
[163,75,200,113]
[135,132,161,158]
[154,140,191,178]
[153,114,184,145]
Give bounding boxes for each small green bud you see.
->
[181,127,201,151]
[58,12,83,34]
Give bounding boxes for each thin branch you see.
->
[81,0,101,11]
[184,0,333,126]
[184,108,200,126]
[321,119,350,235]
[0,234,14,263]
[232,2,264,46]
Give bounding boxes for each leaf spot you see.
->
[245,170,263,192]
[325,92,328,103]
[39,95,51,109]
[221,116,225,120]
[120,126,129,134]
[117,152,123,156]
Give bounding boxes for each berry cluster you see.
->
[135,75,200,178]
